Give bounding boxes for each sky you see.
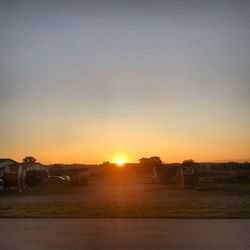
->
[0,0,249,164]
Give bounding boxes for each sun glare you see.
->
[116,159,125,166]
[113,154,128,167]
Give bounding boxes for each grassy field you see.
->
[1,177,250,218]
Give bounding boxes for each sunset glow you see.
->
[116,159,125,166]
[113,154,127,166]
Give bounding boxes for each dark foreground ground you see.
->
[0,219,250,250]
[1,177,250,217]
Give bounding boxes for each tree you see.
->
[139,156,162,166]
[102,161,110,166]
[22,156,37,164]
[139,156,163,176]
[182,159,195,166]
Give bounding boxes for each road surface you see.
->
[0,219,250,250]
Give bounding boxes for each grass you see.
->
[1,179,250,218]
[1,201,250,218]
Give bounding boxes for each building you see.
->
[0,159,48,191]
[0,158,19,178]
[0,158,24,191]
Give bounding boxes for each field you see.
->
[1,177,250,218]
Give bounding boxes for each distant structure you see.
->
[0,158,48,192]
[0,158,19,177]
[0,158,23,191]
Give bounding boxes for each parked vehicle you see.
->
[61,175,71,182]
[48,175,70,186]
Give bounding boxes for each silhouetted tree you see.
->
[102,161,110,166]
[22,156,37,164]
[139,156,162,167]
[139,156,162,173]
[182,159,195,166]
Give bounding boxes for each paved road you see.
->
[0,219,249,250]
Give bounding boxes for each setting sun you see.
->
[113,154,128,166]
[116,159,125,166]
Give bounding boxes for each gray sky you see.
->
[0,0,249,163]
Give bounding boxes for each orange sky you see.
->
[2,117,249,164]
